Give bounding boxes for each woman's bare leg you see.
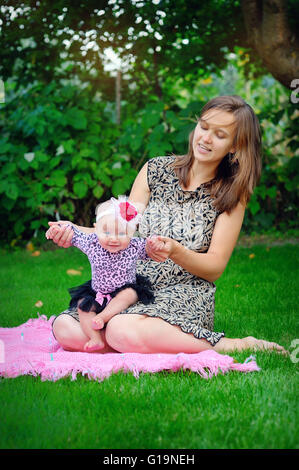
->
[53,313,287,355]
[52,314,116,353]
[105,314,287,354]
[106,314,215,353]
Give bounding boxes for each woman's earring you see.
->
[228,152,237,165]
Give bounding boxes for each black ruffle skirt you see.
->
[68,275,154,314]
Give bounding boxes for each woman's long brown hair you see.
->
[172,95,262,213]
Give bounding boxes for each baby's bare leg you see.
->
[93,288,138,330]
[78,308,105,351]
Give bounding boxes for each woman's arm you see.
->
[128,162,151,209]
[154,202,245,283]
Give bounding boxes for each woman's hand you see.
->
[146,235,180,262]
[46,221,73,248]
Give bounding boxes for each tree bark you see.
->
[116,69,121,125]
[241,0,299,88]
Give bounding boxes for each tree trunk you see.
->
[116,69,121,125]
[241,0,299,88]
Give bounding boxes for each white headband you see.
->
[96,209,116,222]
[95,196,142,230]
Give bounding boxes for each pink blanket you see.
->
[0,315,260,381]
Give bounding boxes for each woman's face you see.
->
[192,109,236,166]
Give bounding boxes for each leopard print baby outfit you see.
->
[119,156,225,346]
[71,227,148,292]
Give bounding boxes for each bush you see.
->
[0,81,298,246]
[0,81,137,244]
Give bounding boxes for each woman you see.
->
[50,95,286,355]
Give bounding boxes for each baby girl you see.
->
[46,197,162,351]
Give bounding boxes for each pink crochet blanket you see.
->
[0,315,260,381]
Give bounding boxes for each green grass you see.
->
[0,244,298,449]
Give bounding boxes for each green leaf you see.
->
[129,131,143,152]
[93,185,104,199]
[266,186,277,198]
[99,172,112,187]
[112,178,128,196]
[73,172,93,185]
[71,154,83,168]
[63,139,75,153]
[110,165,125,177]
[47,171,67,187]
[2,162,16,175]
[165,110,182,128]
[5,183,19,200]
[14,219,25,236]
[30,220,41,229]
[248,196,260,216]
[2,195,16,210]
[0,142,13,154]
[49,156,61,169]
[73,182,88,198]
[65,108,87,130]
[35,151,48,162]
[80,148,92,157]
[0,179,8,194]
[141,102,164,128]
[256,185,267,200]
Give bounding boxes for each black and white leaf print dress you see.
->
[120,156,225,346]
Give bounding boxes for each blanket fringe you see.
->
[0,315,261,382]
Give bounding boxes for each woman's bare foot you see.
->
[241,336,288,355]
[214,336,288,355]
[92,314,105,330]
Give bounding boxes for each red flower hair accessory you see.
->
[119,201,138,222]
[110,196,142,230]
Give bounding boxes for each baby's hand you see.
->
[46,224,62,240]
[146,235,164,252]
[146,235,179,262]
[47,221,74,248]
[45,223,73,242]
[146,235,168,262]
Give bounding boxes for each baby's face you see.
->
[95,216,132,253]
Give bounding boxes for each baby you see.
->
[46,197,162,352]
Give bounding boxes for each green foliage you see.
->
[118,100,199,162]
[244,93,299,233]
[0,81,139,243]
[1,71,298,244]
[0,0,298,244]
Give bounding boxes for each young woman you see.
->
[49,95,286,355]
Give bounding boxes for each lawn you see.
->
[0,242,298,449]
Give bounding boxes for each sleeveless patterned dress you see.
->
[54,156,225,346]
[121,156,225,346]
